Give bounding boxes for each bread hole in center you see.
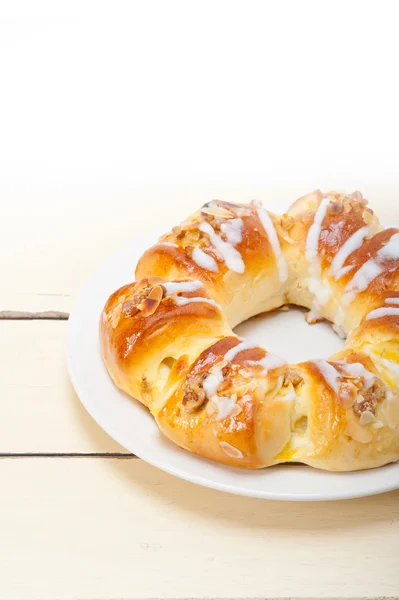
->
[234,305,344,363]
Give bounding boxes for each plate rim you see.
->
[66,227,399,502]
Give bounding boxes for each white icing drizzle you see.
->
[313,359,341,393]
[250,353,287,373]
[305,198,332,309]
[220,441,243,459]
[202,341,256,401]
[378,232,399,260]
[191,247,219,272]
[203,369,224,398]
[211,396,237,421]
[202,342,286,420]
[329,226,370,280]
[162,280,203,295]
[365,307,399,321]
[334,264,355,279]
[199,221,245,274]
[224,341,258,362]
[256,207,288,282]
[220,218,243,245]
[146,280,220,313]
[203,341,278,400]
[337,361,375,389]
[343,231,399,305]
[234,206,252,217]
[174,296,220,309]
[342,259,383,305]
[386,297,399,305]
[306,197,330,263]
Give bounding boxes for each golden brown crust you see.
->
[135,201,290,324]
[100,192,399,471]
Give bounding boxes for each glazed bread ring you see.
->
[100,191,399,471]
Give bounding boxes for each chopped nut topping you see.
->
[186,230,201,242]
[122,300,140,318]
[230,404,243,418]
[123,288,149,313]
[283,368,303,387]
[111,303,122,328]
[182,375,207,413]
[330,201,345,215]
[201,204,235,219]
[344,420,373,444]
[238,368,252,379]
[359,410,376,426]
[353,395,375,416]
[172,225,182,237]
[209,358,228,373]
[353,379,386,417]
[135,276,165,291]
[233,206,252,217]
[363,209,374,226]
[205,400,217,416]
[350,190,367,206]
[181,219,203,232]
[145,284,164,301]
[137,284,165,317]
[340,382,357,406]
[350,191,362,201]
[266,374,285,399]
[370,378,386,402]
[122,283,166,319]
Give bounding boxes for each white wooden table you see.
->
[1,184,398,600]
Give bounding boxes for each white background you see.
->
[1,0,399,193]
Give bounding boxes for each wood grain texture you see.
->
[0,457,398,600]
[0,320,128,453]
[1,185,399,600]
[1,184,397,312]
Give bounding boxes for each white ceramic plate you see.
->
[67,206,399,501]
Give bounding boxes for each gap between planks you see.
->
[0,452,136,458]
[0,311,69,320]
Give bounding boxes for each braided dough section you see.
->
[100,192,399,471]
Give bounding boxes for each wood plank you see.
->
[0,457,398,600]
[0,320,128,453]
[1,184,397,312]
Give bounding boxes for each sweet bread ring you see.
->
[100,191,399,471]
